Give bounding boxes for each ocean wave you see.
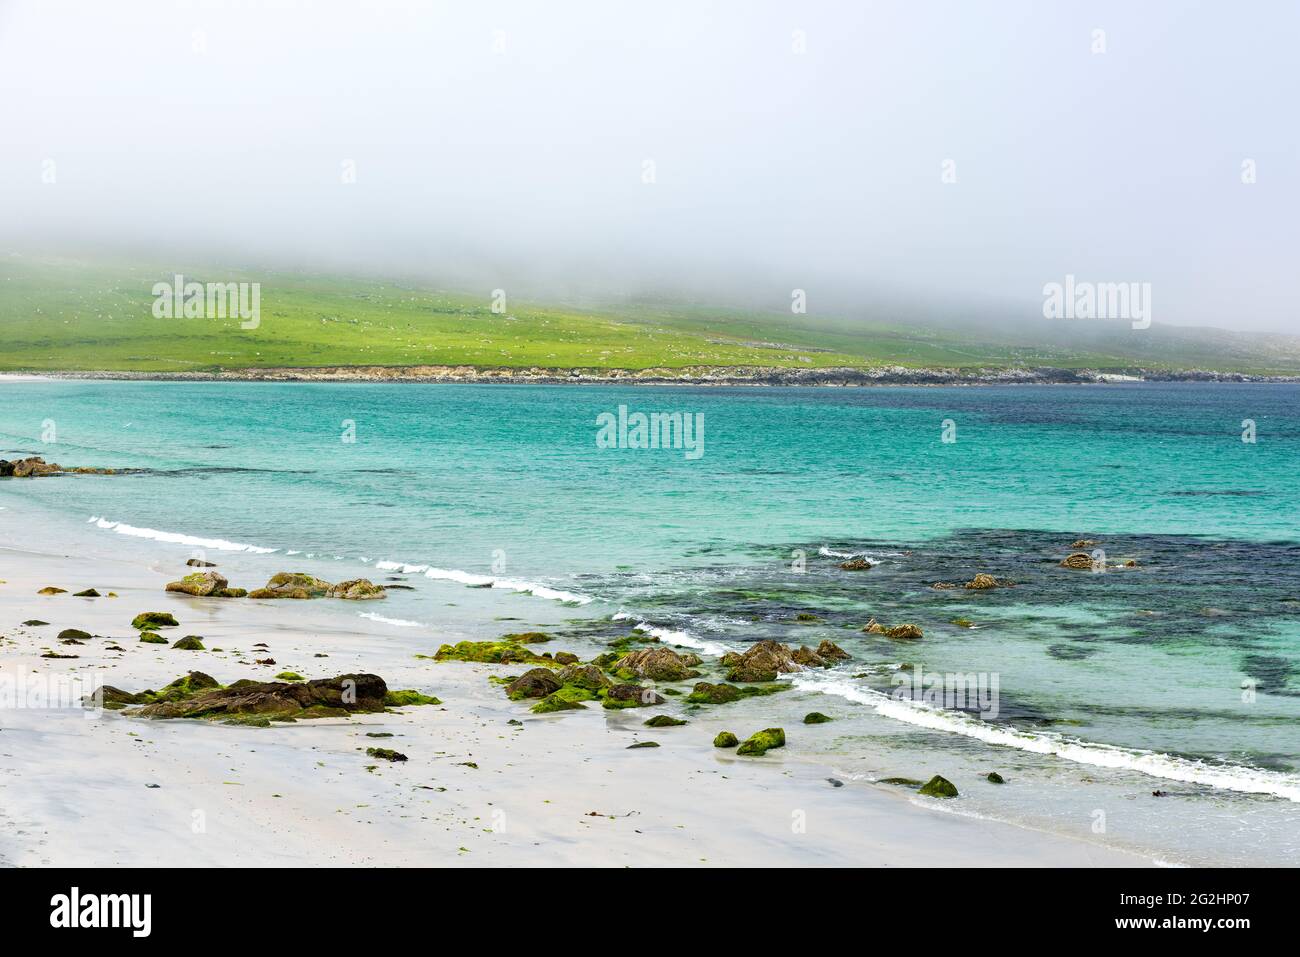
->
[90,517,279,554]
[818,546,902,562]
[415,566,595,605]
[790,672,1300,802]
[611,612,734,655]
[359,611,426,628]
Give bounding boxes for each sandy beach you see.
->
[0,532,1154,868]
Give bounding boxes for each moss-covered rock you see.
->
[626,741,660,749]
[326,578,387,600]
[724,640,802,682]
[713,731,739,748]
[275,671,305,681]
[878,777,923,787]
[613,646,703,681]
[643,714,687,727]
[736,727,786,756]
[803,711,833,724]
[966,573,1014,588]
[601,684,665,710]
[531,693,587,713]
[172,635,205,650]
[139,632,168,644]
[248,572,333,599]
[792,646,827,667]
[1060,553,1094,570]
[556,664,613,691]
[685,681,786,705]
[505,668,563,700]
[165,571,228,597]
[132,611,179,631]
[57,628,92,643]
[553,651,579,665]
[918,775,959,798]
[501,632,552,644]
[23,619,50,626]
[384,689,441,707]
[366,747,407,762]
[432,640,552,665]
[37,587,67,595]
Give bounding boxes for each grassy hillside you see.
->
[2,255,1297,374]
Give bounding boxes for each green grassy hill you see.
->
[2,255,1297,375]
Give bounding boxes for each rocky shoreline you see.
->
[12,364,1299,386]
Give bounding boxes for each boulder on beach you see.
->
[723,640,802,682]
[614,646,702,681]
[132,611,179,630]
[326,579,387,600]
[73,589,100,597]
[643,714,687,727]
[505,668,564,700]
[553,651,579,665]
[165,571,229,597]
[736,727,786,756]
[248,572,333,599]
[556,664,613,691]
[37,587,67,595]
[57,628,92,643]
[366,747,407,762]
[918,775,959,798]
[601,684,665,709]
[139,633,168,644]
[172,636,205,651]
[713,731,739,748]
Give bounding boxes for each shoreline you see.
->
[0,527,1156,868]
[4,365,1298,386]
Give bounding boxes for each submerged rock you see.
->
[326,578,387,600]
[1071,539,1098,548]
[165,571,229,597]
[614,646,702,681]
[723,640,802,682]
[839,557,873,571]
[803,711,833,724]
[1060,552,1094,570]
[713,731,739,748]
[736,727,786,756]
[131,611,179,630]
[878,777,924,787]
[918,775,959,798]
[248,572,333,599]
[685,681,786,704]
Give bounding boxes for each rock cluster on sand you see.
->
[613,646,702,681]
[165,570,246,598]
[0,456,120,477]
[95,671,437,726]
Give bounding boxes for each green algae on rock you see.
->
[736,727,786,756]
[431,640,556,665]
[73,588,101,597]
[165,571,230,597]
[643,714,687,727]
[626,741,660,749]
[803,711,833,724]
[712,731,739,748]
[918,775,959,798]
[105,672,392,725]
[275,671,305,681]
[366,747,407,762]
[685,681,787,705]
[383,689,441,707]
[879,777,924,787]
[132,611,179,631]
[172,635,205,650]
[139,632,168,644]
[248,572,333,599]
[326,578,387,600]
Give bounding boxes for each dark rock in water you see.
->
[165,571,229,597]
[172,635,205,650]
[713,731,739,748]
[507,719,523,725]
[827,778,844,788]
[792,646,826,667]
[248,572,332,599]
[1060,552,1094,570]
[803,711,833,724]
[884,623,923,640]
[736,728,786,756]
[132,611,179,630]
[385,584,416,590]
[626,741,660,749]
[505,668,563,700]
[37,587,67,595]
[816,640,851,661]
[22,620,50,626]
[839,557,873,571]
[986,772,1005,784]
[1152,790,1168,797]
[502,632,553,644]
[73,589,101,597]
[1047,643,1094,661]
[57,628,92,643]
[326,578,387,600]
[930,582,958,590]
[724,640,802,682]
[795,612,821,622]
[643,714,687,727]
[366,747,407,762]
[133,672,389,722]
[186,558,217,567]
[602,684,665,709]
[879,777,924,787]
[918,775,959,798]
[614,646,702,681]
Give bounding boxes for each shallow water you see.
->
[2,379,1297,864]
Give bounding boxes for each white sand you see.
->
[0,542,1153,867]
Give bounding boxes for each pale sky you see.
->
[0,0,1295,331]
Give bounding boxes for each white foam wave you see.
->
[790,672,1300,802]
[359,612,426,628]
[611,612,734,655]
[92,517,279,554]
[420,566,594,605]
[818,546,900,563]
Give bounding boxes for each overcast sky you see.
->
[0,0,1295,331]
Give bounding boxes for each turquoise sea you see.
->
[2,380,1298,864]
